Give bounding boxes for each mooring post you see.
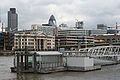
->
[25,54,28,70]
[25,47,28,70]
[17,53,19,73]
[21,53,23,71]
[33,52,37,73]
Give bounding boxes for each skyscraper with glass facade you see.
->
[7,8,18,32]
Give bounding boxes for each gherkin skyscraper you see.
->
[48,15,57,26]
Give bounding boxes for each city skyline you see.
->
[0,0,120,30]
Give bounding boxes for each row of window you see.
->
[15,46,34,49]
[15,46,55,49]
[15,39,55,42]
[15,39,34,41]
[15,42,55,45]
[15,42,34,45]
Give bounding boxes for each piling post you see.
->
[21,53,23,71]
[33,52,37,73]
[17,53,20,73]
[25,47,28,70]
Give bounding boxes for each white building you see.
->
[14,31,55,50]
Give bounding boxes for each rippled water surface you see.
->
[0,56,120,80]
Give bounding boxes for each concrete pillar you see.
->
[33,52,37,73]
[25,55,28,70]
[21,55,23,71]
[17,53,20,73]
[25,47,28,70]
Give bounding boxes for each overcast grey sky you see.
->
[0,0,120,30]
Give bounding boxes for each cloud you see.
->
[0,0,120,29]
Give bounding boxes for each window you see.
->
[15,39,18,41]
[47,43,51,45]
[47,47,51,49]
[47,40,51,41]
[16,46,18,48]
[16,42,18,45]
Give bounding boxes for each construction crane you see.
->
[107,26,114,30]
[107,22,120,30]
[115,22,120,30]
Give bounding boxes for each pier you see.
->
[11,50,65,73]
[11,46,120,73]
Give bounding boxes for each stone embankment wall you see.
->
[0,50,13,56]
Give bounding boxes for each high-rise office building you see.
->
[7,8,18,32]
[42,15,57,27]
[48,15,56,26]
[75,21,84,29]
[97,24,107,30]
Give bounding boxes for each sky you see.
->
[0,0,120,30]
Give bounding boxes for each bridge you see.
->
[62,46,120,58]
[62,46,120,71]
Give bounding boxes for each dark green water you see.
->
[0,56,120,80]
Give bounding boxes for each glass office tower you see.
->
[8,8,18,32]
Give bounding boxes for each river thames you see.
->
[0,56,120,80]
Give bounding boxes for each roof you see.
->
[31,51,62,55]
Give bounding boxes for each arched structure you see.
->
[62,46,120,58]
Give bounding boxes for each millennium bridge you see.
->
[62,46,120,57]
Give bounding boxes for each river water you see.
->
[0,56,120,80]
